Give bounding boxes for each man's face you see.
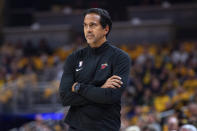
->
[84,13,108,47]
[167,117,179,131]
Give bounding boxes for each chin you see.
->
[87,40,94,45]
[88,43,94,47]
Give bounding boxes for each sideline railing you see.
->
[0,78,62,114]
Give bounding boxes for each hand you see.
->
[101,75,123,89]
[72,82,78,92]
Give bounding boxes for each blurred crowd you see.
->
[0,37,84,99]
[120,41,197,131]
[1,39,197,131]
[10,113,68,131]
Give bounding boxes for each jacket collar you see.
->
[88,41,110,55]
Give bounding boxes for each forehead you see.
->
[84,13,101,23]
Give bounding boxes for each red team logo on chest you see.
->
[101,63,108,69]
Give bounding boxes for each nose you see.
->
[86,25,92,32]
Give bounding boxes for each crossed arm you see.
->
[59,53,130,106]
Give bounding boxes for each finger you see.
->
[72,82,78,92]
[105,83,116,88]
[101,86,107,88]
[111,81,121,88]
[110,75,122,80]
[112,79,123,85]
[107,85,116,88]
[101,84,115,89]
[106,79,123,87]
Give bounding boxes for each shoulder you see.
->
[63,47,88,68]
[109,44,130,61]
[67,46,88,60]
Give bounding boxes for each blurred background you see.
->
[0,0,197,131]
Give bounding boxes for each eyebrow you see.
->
[84,21,97,24]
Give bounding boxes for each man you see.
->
[167,116,179,131]
[59,8,131,131]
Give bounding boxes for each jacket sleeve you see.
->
[59,54,92,106]
[78,52,131,104]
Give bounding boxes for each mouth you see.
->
[86,35,94,39]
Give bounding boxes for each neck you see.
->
[90,37,107,48]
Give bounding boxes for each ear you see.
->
[104,25,109,35]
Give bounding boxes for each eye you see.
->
[83,23,87,27]
[83,23,97,28]
[90,23,97,28]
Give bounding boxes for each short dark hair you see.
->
[83,8,112,37]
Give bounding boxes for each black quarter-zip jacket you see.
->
[59,41,131,131]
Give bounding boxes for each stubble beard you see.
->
[86,36,97,47]
[86,35,105,48]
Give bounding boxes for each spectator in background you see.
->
[23,40,37,56]
[180,124,197,131]
[20,114,51,131]
[125,125,140,131]
[146,113,161,131]
[142,125,157,131]
[171,43,189,64]
[38,38,52,55]
[167,116,179,131]
[187,103,197,126]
